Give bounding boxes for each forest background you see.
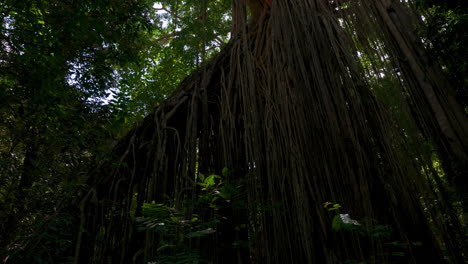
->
[0,0,467,263]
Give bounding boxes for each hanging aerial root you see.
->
[75,1,467,263]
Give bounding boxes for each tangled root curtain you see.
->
[75,1,468,263]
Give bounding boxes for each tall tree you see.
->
[18,0,468,263]
[75,0,467,263]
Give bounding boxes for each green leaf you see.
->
[199,173,205,182]
[332,215,343,231]
[325,202,342,211]
[222,167,229,177]
[204,174,220,188]
[157,243,175,251]
[186,228,216,238]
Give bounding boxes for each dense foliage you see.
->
[0,0,230,261]
[0,0,466,263]
[0,0,155,258]
[417,0,468,109]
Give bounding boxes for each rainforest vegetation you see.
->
[0,0,467,263]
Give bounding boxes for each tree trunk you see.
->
[0,141,39,250]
